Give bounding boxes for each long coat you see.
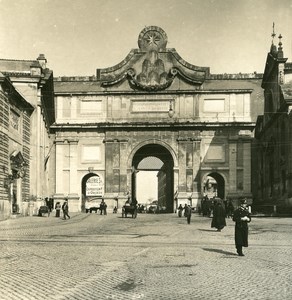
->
[232,206,251,247]
[211,203,226,230]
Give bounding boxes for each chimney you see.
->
[37,54,47,69]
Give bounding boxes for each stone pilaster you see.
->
[228,138,237,196]
[55,140,64,194]
[243,140,252,197]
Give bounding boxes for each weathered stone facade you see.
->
[253,35,292,213]
[0,56,55,219]
[53,26,264,212]
[0,73,33,220]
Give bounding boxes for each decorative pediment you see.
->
[98,26,209,91]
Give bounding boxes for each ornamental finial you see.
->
[271,22,276,44]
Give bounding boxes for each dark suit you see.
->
[232,205,251,255]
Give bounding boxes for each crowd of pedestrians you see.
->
[40,194,251,257]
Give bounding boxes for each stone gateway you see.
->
[52,26,263,212]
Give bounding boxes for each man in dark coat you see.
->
[62,199,70,220]
[211,199,226,232]
[185,205,192,224]
[232,198,251,256]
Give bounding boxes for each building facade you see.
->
[253,34,292,213]
[0,55,55,219]
[0,72,33,219]
[52,26,264,212]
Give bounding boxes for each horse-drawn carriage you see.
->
[38,206,50,217]
[122,204,137,218]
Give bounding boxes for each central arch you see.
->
[130,142,175,213]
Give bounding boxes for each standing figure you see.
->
[232,198,251,256]
[211,199,226,232]
[55,202,61,217]
[100,198,105,215]
[185,205,192,224]
[62,198,70,220]
[178,204,183,217]
[103,202,107,215]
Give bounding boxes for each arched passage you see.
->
[203,172,225,200]
[131,143,174,212]
[81,173,104,212]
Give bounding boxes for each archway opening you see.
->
[203,172,225,200]
[132,144,174,213]
[81,173,104,212]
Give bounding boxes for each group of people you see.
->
[201,196,234,218]
[177,204,192,224]
[178,197,251,256]
[211,197,251,256]
[54,198,70,220]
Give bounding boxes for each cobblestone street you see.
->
[0,212,292,300]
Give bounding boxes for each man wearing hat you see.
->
[62,198,70,220]
[232,198,251,256]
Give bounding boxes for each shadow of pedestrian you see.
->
[198,229,216,232]
[202,248,237,256]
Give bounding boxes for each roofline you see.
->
[50,121,256,131]
[0,75,34,111]
[54,89,254,96]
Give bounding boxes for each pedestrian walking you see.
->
[55,202,61,217]
[185,205,192,224]
[211,198,226,232]
[178,204,183,217]
[62,198,70,220]
[232,198,251,256]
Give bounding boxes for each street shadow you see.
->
[202,248,237,256]
[198,229,216,232]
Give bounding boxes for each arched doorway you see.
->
[81,173,104,212]
[203,172,225,200]
[131,144,174,213]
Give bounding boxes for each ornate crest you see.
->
[99,26,209,90]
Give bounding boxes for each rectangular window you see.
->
[204,99,225,112]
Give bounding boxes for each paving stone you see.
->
[0,213,291,299]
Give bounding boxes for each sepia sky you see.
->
[0,0,292,77]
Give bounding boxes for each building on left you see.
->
[0,55,55,220]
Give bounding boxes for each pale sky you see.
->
[1,0,292,77]
[136,171,158,204]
